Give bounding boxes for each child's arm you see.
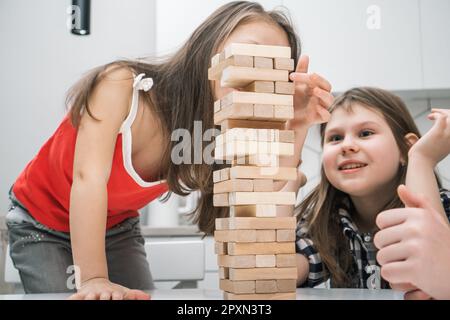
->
[69,68,149,300]
[406,109,450,219]
[296,254,309,287]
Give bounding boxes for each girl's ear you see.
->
[404,132,419,147]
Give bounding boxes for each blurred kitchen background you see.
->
[0,0,449,293]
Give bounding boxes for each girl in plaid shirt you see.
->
[292,87,450,290]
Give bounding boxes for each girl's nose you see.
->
[340,136,359,154]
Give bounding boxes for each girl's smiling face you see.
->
[322,104,403,197]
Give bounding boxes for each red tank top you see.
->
[12,73,168,232]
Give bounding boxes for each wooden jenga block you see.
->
[220,279,256,294]
[233,154,280,167]
[213,179,253,194]
[230,166,297,181]
[254,57,274,69]
[211,53,223,67]
[253,104,274,120]
[224,43,291,59]
[277,229,296,242]
[255,230,276,243]
[221,91,293,108]
[213,170,222,183]
[219,119,285,132]
[277,279,297,293]
[274,105,294,120]
[221,168,230,181]
[230,205,277,218]
[214,242,227,255]
[252,179,274,192]
[275,82,295,95]
[214,229,257,243]
[256,280,277,293]
[214,103,253,124]
[274,58,295,71]
[221,66,288,88]
[208,55,254,80]
[224,291,296,300]
[229,192,296,206]
[227,242,295,256]
[276,254,297,267]
[228,267,297,280]
[216,217,297,230]
[244,81,275,93]
[217,255,256,268]
[219,267,229,279]
[215,141,294,159]
[255,255,276,267]
[214,100,221,113]
[213,193,229,207]
[216,128,276,144]
[276,130,295,143]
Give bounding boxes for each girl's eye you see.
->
[327,134,343,142]
[360,130,374,138]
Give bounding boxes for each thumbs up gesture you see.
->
[374,185,450,300]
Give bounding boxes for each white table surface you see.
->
[0,288,404,300]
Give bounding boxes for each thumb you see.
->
[295,55,309,74]
[397,185,431,211]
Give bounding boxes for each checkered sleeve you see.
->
[295,217,328,288]
[440,189,450,222]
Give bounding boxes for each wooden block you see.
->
[255,255,276,267]
[229,192,296,206]
[275,82,295,95]
[230,166,297,181]
[254,57,274,69]
[221,168,230,181]
[256,280,277,293]
[224,43,291,59]
[276,130,295,143]
[214,100,221,113]
[276,229,296,242]
[213,170,222,183]
[208,55,254,80]
[277,279,297,293]
[227,242,295,256]
[244,81,275,93]
[216,217,297,230]
[224,291,296,300]
[213,179,253,194]
[274,58,295,71]
[276,254,297,267]
[214,103,253,125]
[228,267,297,280]
[213,193,229,207]
[215,242,227,255]
[274,105,294,120]
[215,141,294,159]
[219,119,285,132]
[219,267,229,279]
[220,279,255,294]
[221,90,293,108]
[230,205,277,218]
[256,230,276,242]
[217,255,256,268]
[253,104,274,120]
[221,66,289,89]
[233,154,280,167]
[216,128,275,145]
[211,53,222,67]
[252,179,274,192]
[214,229,257,243]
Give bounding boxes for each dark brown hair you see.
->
[66,1,301,235]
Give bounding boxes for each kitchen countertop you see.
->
[0,288,404,300]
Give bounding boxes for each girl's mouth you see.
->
[338,163,368,173]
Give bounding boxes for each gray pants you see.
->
[6,190,154,294]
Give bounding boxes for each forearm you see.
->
[70,179,109,283]
[296,254,309,287]
[406,154,446,219]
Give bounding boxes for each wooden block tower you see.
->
[208,43,298,300]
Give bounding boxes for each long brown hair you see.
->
[295,87,440,287]
[65,1,301,235]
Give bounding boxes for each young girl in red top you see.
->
[6,1,333,300]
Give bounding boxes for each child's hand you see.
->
[68,277,151,300]
[288,55,334,130]
[408,108,450,166]
[374,185,450,300]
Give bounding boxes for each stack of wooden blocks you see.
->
[209,43,298,300]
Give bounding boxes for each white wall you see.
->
[0,0,156,212]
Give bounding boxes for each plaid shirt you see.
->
[296,188,450,289]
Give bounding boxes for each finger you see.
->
[290,73,314,88]
[431,108,450,115]
[397,185,434,212]
[376,208,408,230]
[68,292,84,300]
[377,243,409,265]
[295,55,309,73]
[100,292,111,300]
[310,73,332,92]
[373,225,403,249]
[390,282,417,292]
[381,261,413,284]
[313,87,334,108]
[85,292,97,300]
[131,289,151,300]
[124,290,136,300]
[112,291,124,300]
[316,105,332,123]
[404,289,432,300]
